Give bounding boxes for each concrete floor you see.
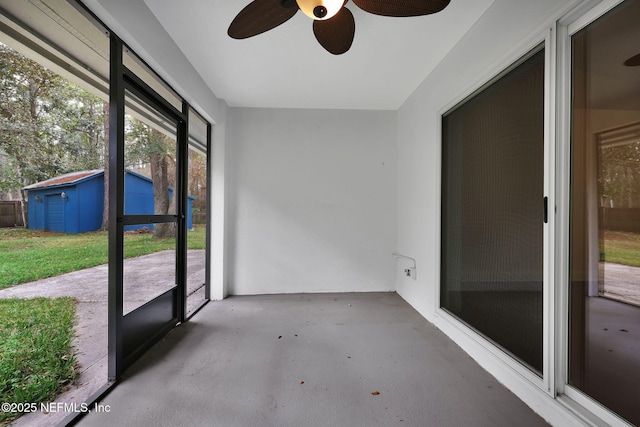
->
[76,293,549,427]
[0,250,206,427]
[583,296,640,425]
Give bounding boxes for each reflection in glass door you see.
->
[569,1,640,424]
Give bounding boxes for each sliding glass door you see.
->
[441,47,546,374]
[569,1,640,424]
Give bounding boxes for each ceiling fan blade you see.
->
[351,0,450,17]
[624,53,640,67]
[228,0,298,39]
[313,7,355,55]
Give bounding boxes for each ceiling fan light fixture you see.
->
[229,0,451,55]
[296,0,343,20]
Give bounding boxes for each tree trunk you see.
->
[150,152,174,239]
[15,163,27,227]
[19,190,27,227]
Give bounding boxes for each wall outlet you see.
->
[404,267,416,280]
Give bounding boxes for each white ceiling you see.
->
[143,0,494,110]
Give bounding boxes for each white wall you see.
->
[211,121,228,300]
[226,108,397,295]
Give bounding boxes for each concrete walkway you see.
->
[603,262,640,306]
[0,250,206,427]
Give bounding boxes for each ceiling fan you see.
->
[624,53,640,66]
[228,0,451,55]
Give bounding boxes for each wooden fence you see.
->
[192,212,207,225]
[601,207,640,233]
[0,201,26,227]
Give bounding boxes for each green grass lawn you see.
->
[0,297,77,426]
[0,225,205,290]
[604,230,640,267]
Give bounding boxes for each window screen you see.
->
[441,48,545,374]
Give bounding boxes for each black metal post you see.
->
[108,34,125,382]
[176,102,188,323]
[205,123,212,301]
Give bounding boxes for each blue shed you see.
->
[24,169,195,233]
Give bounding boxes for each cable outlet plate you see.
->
[404,267,416,280]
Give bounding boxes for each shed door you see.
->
[46,194,65,232]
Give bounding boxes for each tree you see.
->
[0,43,107,224]
[1,44,61,185]
[126,118,176,238]
[600,142,640,208]
[188,148,207,224]
[0,42,189,237]
[0,148,20,200]
[1,43,63,222]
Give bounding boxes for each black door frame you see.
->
[108,34,192,381]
